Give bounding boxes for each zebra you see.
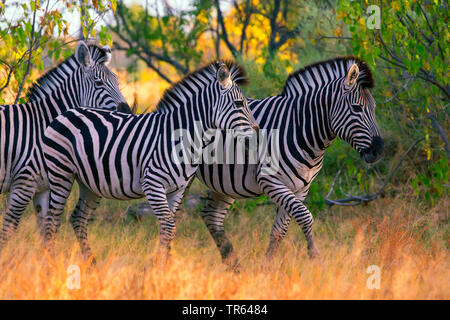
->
[0,41,131,249]
[40,61,257,262]
[129,56,384,270]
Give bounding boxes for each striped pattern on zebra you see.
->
[41,61,257,262]
[191,56,384,269]
[0,41,131,249]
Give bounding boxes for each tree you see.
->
[0,0,116,104]
[106,0,339,84]
[106,0,212,84]
[337,0,449,203]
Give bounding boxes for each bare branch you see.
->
[427,110,450,158]
[214,0,238,57]
[325,138,425,207]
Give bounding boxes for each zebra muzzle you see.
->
[360,136,384,164]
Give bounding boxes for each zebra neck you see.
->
[293,92,336,160]
[164,100,212,136]
[32,84,80,128]
[251,93,335,163]
[28,68,84,127]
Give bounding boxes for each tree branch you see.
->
[214,0,238,57]
[325,138,425,207]
[14,0,38,104]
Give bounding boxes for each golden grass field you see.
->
[0,181,448,300]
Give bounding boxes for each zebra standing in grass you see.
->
[194,57,385,269]
[41,61,257,261]
[125,57,383,269]
[0,41,131,248]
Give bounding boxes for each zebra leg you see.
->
[43,173,75,252]
[167,188,186,214]
[142,181,176,264]
[257,178,320,259]
[33,189,50,235]
[199,192,240,271]
[266,207,292,260]
[69,185,100,262]
[0,178,36,250]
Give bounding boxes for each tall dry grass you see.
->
[0,191,448,299]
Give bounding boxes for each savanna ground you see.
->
[0,180,448,300]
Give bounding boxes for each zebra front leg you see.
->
[199,192,239,271]
[142,181,176,265]
[266,207,292,260]
[69,184,100,263]
[0,179,36,250]
[257,178,320,259]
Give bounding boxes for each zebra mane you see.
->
[26,44,109,101]
[282,56,374,96]
[155,60,248,112]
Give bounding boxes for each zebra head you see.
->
[331,59,384,163]
[212,61,258,134]
[74,41,131,113]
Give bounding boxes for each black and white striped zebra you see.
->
[192,57,384,268]
[0,41,131,248]
[41,61,257,262]
[191,57,384,269]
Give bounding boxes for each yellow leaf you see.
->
[392,1,400,12]
[333,28,341,37]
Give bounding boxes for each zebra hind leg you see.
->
[69,184,100,264]
[200,192,240,272]
[33,189,50,237]
[44,174,75,254]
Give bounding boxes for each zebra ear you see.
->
[75,41,93,68]
[346,63,359,87]
[102,46,112,65]
[217,64,231,88]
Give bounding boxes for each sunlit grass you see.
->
[0,187,448,299]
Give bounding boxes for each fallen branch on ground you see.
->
[324,137,425,206]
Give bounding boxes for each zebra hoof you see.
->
[307,246,321,261]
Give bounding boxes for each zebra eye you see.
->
[235,100,244,108]
[95,79,104,86]
[352,104,363,112]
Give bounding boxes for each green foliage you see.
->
[0,0,115,104]
[238,57,286,98]
[412,157,449,205]
[243,195,271,213]
[108,0,213,78]
[338,0,449,206]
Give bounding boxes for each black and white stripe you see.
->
[0,41,130,248]
[41,61,256,261]
[193,57,384,269]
